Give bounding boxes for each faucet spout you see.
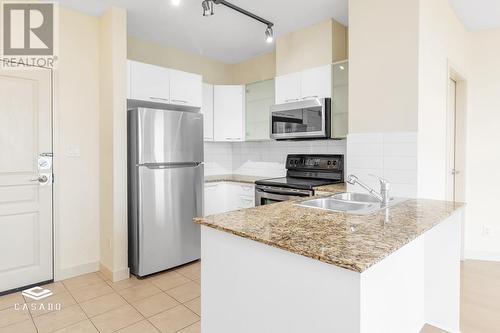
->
[346,174,390,205]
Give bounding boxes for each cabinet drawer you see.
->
[237,195,255,209]
[239,184,255,193]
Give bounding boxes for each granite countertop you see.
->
[204,174,267,184]
[314,182,347,193]
[194,196,464,273]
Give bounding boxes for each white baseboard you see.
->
[112,267,130,282]
[99,263,130,282]
[465,250,500,262]
[55,261,100,281]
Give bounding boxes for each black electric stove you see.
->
[255,154,344,206]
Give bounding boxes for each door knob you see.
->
[30,175,48,183]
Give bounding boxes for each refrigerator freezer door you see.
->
[137,163,203,276]
[137,108,203,164]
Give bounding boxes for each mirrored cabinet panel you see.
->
[245,79,275,141]
[332,60,348,139]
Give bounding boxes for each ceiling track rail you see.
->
[213,0,274,28]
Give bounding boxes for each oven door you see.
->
[270,98,330,140]
[255,186,312,206]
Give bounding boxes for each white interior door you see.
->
[0,67,53,293]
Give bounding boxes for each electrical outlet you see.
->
[482,224,493,237]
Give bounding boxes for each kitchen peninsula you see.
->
[194,192,464,333]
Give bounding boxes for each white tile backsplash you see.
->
[346,132,418,198]
[204,139,347,178]
[204,142,233,176]
[205,133,417,198]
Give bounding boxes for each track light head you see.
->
[265,26,274,43]
[202,0,214,16]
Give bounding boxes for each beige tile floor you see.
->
[0,260,498,333]
[0,261,201,333]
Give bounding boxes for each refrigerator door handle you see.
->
[140,162,203,169]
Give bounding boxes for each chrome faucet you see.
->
[346,174,391,206]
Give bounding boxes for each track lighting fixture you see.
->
[202,0,214,16]
[200,0,275,43]
[265,26,274,43]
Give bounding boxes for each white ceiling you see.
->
[57,0,348,64]
[448,0,500,31]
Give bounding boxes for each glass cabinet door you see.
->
[332,61,348,139]
[245,79,275,141]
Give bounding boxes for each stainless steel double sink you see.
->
[297,192,406,215]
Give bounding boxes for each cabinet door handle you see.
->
[171,99,188,104]
[284,98,299,102]
[149,97,169,102]
[225,137,242,141]
[302,95,318,100]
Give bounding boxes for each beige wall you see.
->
[55,8,101,279]
[417,0,469,200]
[466,28,500,259]
[276,19,347,76]
[128,18,347,85]
[99,7,129,281]
[349,0,420,133]
[128,37,232,85]
[230,52,276,84]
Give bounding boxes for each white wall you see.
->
[205,140,346,178]
[465,28,500,260]
[55,8,101,280]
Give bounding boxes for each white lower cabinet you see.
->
[204,183,226,215]
[204,181,255,216]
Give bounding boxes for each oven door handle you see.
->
[256,186,312,197]
[255,191,298,205]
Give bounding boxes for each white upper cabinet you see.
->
[127,60,202,107]
[275,72,301,104]
[202,83,214,141]
[129,60,170,103]
[213,85,245,142]
[169,69,202,107]
[275,65,332,104]
[300,64,332,100]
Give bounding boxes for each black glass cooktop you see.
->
[255,177,340,190]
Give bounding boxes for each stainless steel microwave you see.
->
[270,98,331,140]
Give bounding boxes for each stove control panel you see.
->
[286,154,344,171]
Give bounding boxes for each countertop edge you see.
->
[194,202,465,273]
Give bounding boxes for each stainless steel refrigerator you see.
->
[127,106,203,277]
